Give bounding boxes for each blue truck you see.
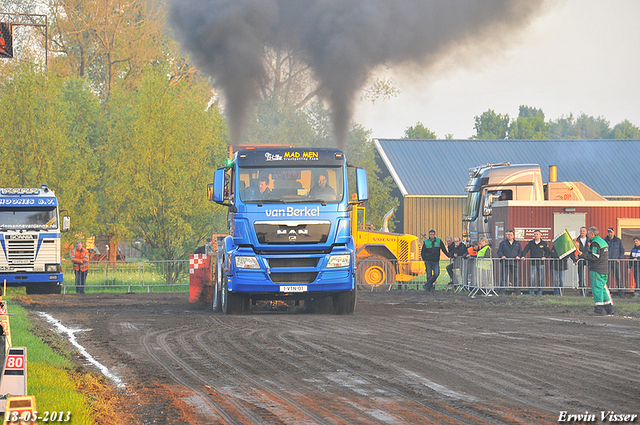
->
[209,147,368,314]
[0,186,70,294]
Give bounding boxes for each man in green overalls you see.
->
[580,227,614,316]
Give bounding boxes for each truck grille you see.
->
[268,258,319,268]
[255,221,331,245]
[270,272,318,284]
[7,237,36,266]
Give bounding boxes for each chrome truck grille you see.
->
[6,235,36,266]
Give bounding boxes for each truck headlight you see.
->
[327,254,350,268]
[235,256,260,269]
[45,264,59,272]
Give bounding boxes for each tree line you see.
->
[473,106,639,140]
[0,1,398,261]
[403,106,639,139]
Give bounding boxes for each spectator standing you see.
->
[549,245,569,295]
[629,237,640,298]
[604,227,625,294]
[194,237,214,255]
[463,240,479,288]
[497,230,522,294]
[521,230,550,295]
[70,241,90,294]
[579,227,614,315]
[476,238,493,289]
[444,236,453,286]
[446,237,467,287]
[574,227,591,296]
[421,230,448,292]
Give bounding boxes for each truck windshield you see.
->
[238,166,344,204]
[462,191,481,222]
[0,207,58,230]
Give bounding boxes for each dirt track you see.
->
[22,291,640,424]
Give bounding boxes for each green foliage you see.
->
[517,105,545,119]
[508,114,547,139]
[345,123,399,231]
[9,303,95,423]
[403,122,436,139]
[547,113,578,139]
[0,64,101,244]
[48,0,169,98]
[106,65,228,260]
[473,109,510,139]
[243,96,315,146]
[361,77,401,104]
[475,106,639,140]
[507,105,547,139]
[575,113,611,139]
[611,119,640,139]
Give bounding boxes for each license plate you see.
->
[280,285,307,293]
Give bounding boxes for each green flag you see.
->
[553,229,576,259]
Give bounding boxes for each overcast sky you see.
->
[353,0,640,140]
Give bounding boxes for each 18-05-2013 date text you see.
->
[4,411,71,423]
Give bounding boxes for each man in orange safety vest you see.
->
[70,241,90,293]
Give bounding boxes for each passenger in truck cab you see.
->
[257,176,271,199]
[309,171,335,199]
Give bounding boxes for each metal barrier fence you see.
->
[356,257,640,296]
[61,260,190,294]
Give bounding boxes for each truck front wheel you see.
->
[46,282,62,294]
[26,282,61,295]
[212,254,222,312]
[220,265,246,315]
[332,288,356,315]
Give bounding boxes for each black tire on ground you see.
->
[332,288,357,315]
[304,296,333,314]
[221,263,246,315]
[26,282,62,295]
[25,284,41,295]
[45,282,62,294]
[212,254,222,312]
[357,255,396,291]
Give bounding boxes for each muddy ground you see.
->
[19,291,640,424]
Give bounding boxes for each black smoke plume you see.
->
[170,0,546,146]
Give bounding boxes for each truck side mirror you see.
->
[482,195,493,216]
[62,216,70,232]
[355,168,368,202]
[213,168,226,203]
[59,209,70,232]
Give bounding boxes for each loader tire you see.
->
[357,255,396,291]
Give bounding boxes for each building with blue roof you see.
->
[373,139,640,239]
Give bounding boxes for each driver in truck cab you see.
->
[309,171,335,198]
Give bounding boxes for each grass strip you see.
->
[6,300,126,424]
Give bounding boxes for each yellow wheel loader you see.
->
[352,205,425,290]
